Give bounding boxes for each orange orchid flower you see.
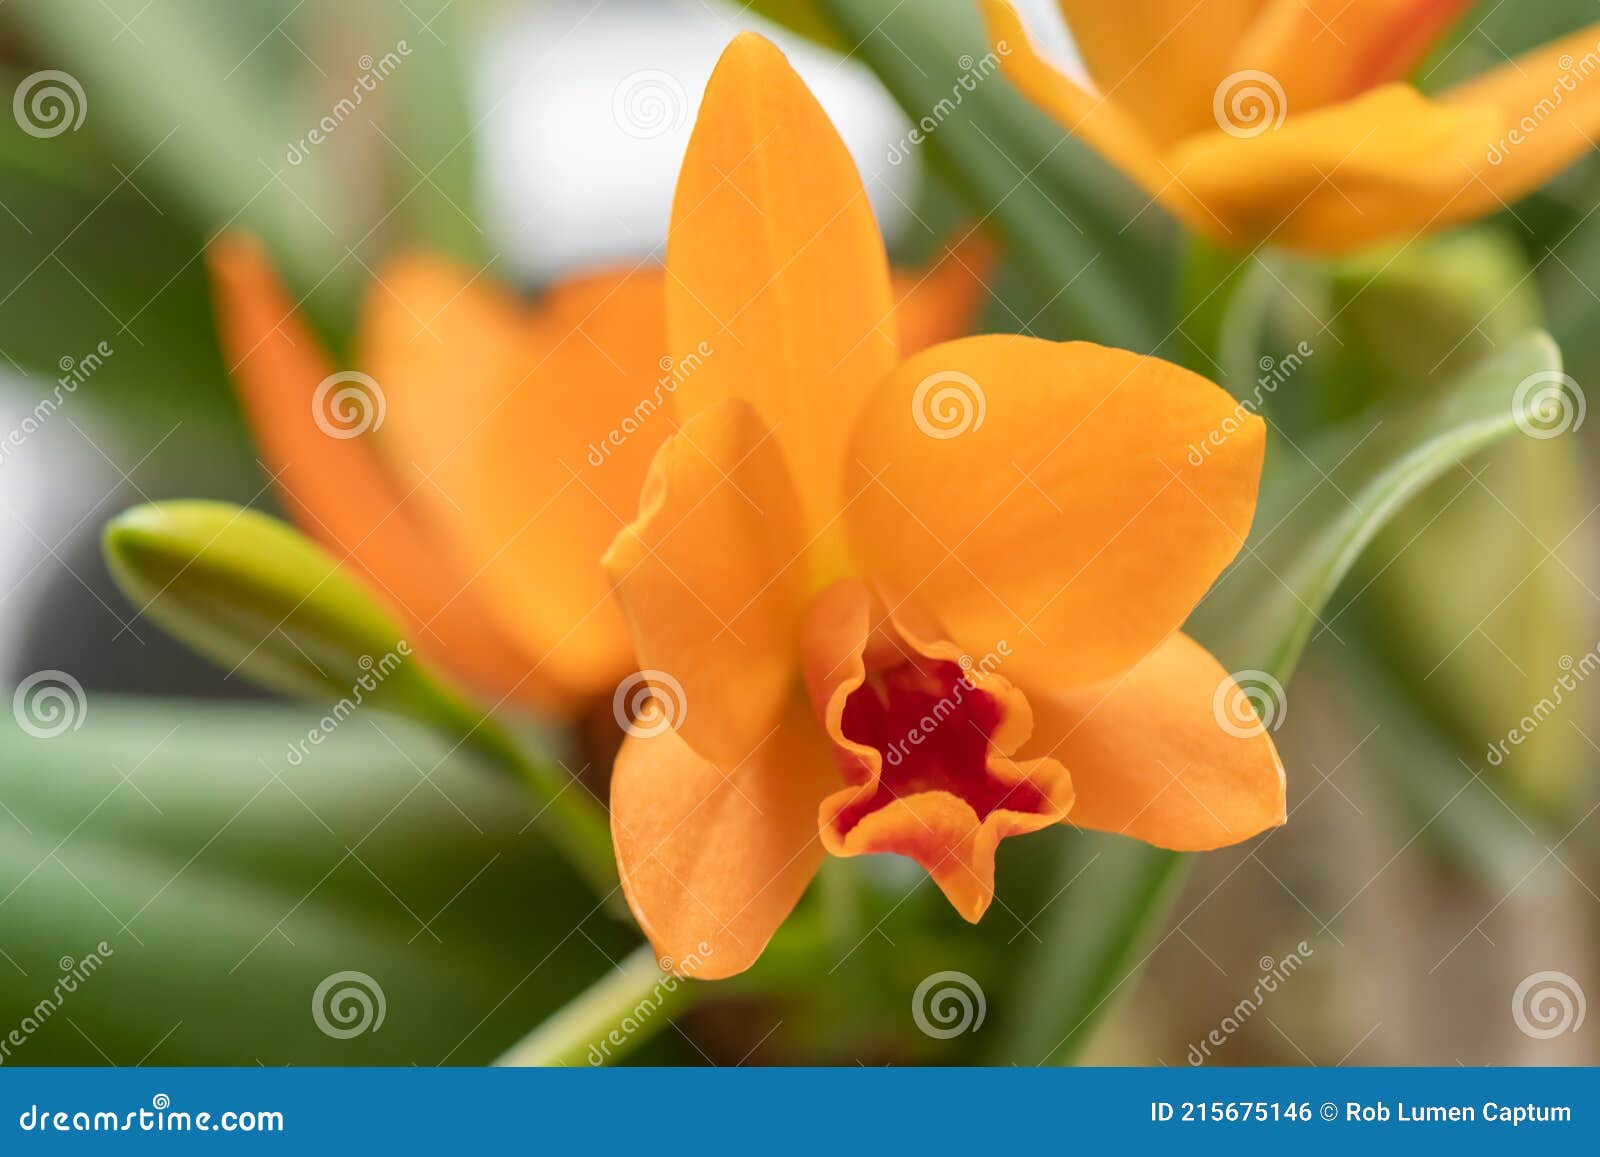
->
[983,0,1600,253]
[603,33,1286,980]
[205,217,990,714]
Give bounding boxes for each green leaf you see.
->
[993,331,1565,1064]
[821,0,1166,348]
[370,0,487,262]
[1422,0,1594,89]
[0,699,652,1065]
[740,1,849,52]
[102,500,618,896]
[0,102,261,488]
[1328,233,1593,818]
[1325,230,1543,420]
[9,0,355,307]
[989,837,1184,1064]
[1191,331,1565,676]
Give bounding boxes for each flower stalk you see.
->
[462,719,621,903]
[494,945,692,1067]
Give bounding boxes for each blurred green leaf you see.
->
[1193,331,1565,677]
[1423,0,1594,89]
[1358,436,1593,817]
[1325,231,1542,421]
[742,0,848,51]
[9,0,356,307]
[102,500,618,895]
[0,699,655,1065]
[0,63,112,190]
[1327,233,1592,817]
[0,138,255,488]
[989,836,1185,1064]
[1546,207,1600,382]
[822,0,1166,348]
[367,0,486,263]
[995,332,1564,1064]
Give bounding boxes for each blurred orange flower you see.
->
[206,216,989,714]
[984,0,1600,252]
[603,33,1286,979]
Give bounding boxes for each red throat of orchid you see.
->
[833,657,1044,830]
[805,583,1073,922]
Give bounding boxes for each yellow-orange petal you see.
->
[666,32,897,534]
[1054,0,1272,144]
[1021,632,1285,849]
[360,255,665,701]
[205,235,541,704]
[611,697,836,980]
[891,232,998,355]
[983,1,1188,218]
[802,580,1072,922]
[844,335,1262,693]
[1232,0,1471,112]
[1169,83,1503,252]
[1441,19,1600,219]
[605,398,811,767]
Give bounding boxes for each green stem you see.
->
[991,839,1189,1064]
[1176,234,1257,379]
[494,945,691,1066]
[817,856,862,953]
[462,717,621,903]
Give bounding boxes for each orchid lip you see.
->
[830,655,1052,836]
[812,622,1075,923]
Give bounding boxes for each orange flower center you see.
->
[831,656,1047,834]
